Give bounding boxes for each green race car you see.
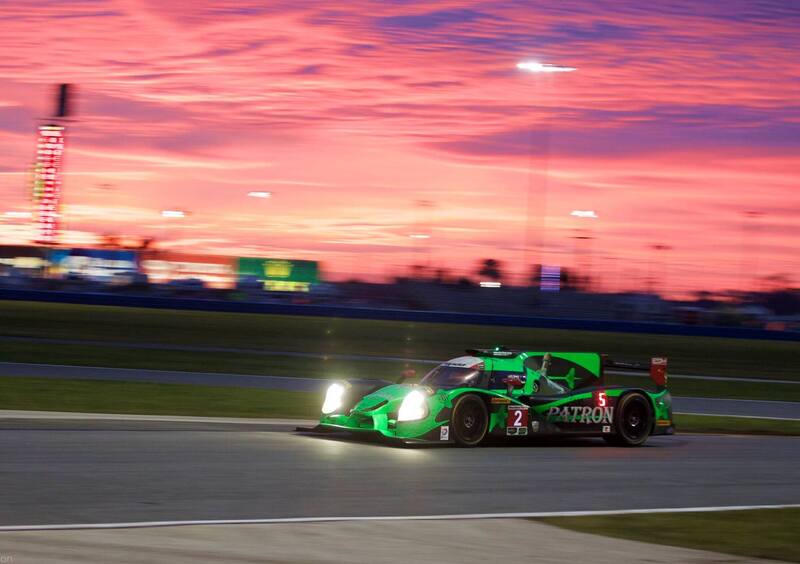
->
[304,347,674,447]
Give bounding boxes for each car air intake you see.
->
[361,400,388,412]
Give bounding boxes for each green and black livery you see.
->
[305,347,674,447]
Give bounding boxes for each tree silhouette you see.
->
[478,258,503,281]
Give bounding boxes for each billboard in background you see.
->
[0,245,49,274]
[237,258,319,292]
[49,248,137,282]
[140,251,236,288]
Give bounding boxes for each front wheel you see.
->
[451,394,488,447]
[604,392,653,447]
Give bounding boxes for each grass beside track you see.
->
[0,376,320,419]
[2,300,799,381]
[1,376,798,436]
[538,508,800,563]
[0,341,426,381]
[676,413,800,436]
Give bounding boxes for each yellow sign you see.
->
[265,280,310,292]
[264,260,293,279]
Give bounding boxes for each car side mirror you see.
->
[502,375,524,396]
[397,368,416,384]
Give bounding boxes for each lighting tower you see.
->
[31,84,72,245]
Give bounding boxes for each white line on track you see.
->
[674,411,800,421]
[3,504,800,532]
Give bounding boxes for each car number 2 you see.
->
[507,406,528,428]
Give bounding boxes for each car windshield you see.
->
[421,364,483,389]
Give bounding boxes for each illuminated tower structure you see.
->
[32,84,71,245]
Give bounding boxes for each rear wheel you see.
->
[604,392,653,447]
[451,394,488,447]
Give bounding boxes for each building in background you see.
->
[0,245,50,279]
[139,251,236,288]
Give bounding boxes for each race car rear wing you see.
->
[602,356,668,390]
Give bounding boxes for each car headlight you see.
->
[322,382,346,414]
[397,389,428,422]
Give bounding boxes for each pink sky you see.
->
[0,0,798,296]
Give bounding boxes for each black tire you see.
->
[604,392,653,447]
[451,394,489,447]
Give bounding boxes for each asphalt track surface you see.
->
[1,362,797,419]
[1,418,798,527]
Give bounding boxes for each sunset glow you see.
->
[0,1,798,296]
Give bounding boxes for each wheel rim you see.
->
[456,400,486,443]
[621,397,650,441]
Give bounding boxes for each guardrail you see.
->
[1,288,797,341]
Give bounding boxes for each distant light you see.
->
[409,233,430,239]
[540,264,561,292]
[161,210,186,218]
[570,210,598,219]
[480,281,502,288]
[247,191,272,199]
[517,61,577,73]
[4,211,32,219]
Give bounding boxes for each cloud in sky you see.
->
[0,0,798,294]
[436,103,800,158]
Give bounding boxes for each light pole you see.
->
[245,191,274,260]
[738,210,763,296]
[570,234,594,292]
[409,199,434,279]
[570,210,598,291]
[160,209,188,251]
[646,243,672,296]
[517,60,577,288]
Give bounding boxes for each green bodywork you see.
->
[318,350,674,444]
